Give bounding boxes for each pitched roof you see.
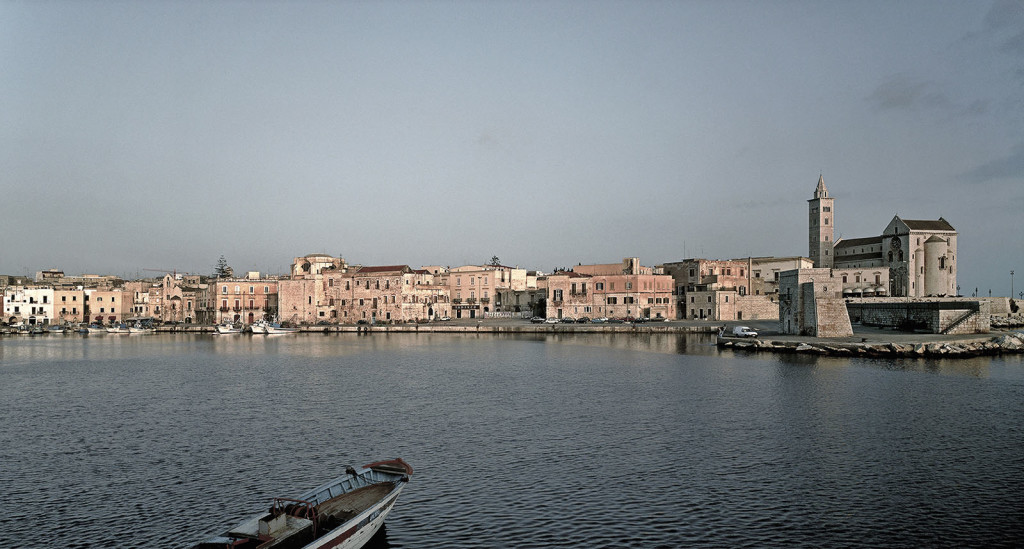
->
[834,236,881,249]
[901,218,955,231]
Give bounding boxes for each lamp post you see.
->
[1012,270,1015,299]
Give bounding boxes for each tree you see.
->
[489,255,501,266]
[213,256,232,278]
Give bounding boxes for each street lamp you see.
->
[1012,270,1015,299]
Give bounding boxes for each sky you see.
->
[2,0,1022,296]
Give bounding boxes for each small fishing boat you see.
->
[106,323,131,334]
[216,323,241,334]
[129,322,154,334]
[249,319,269,334]
[86,324,107,334]
[266,322,299,334]
[192,458,413,549]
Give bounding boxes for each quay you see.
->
[716,322,1024,358]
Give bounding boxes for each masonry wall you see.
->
[735,295,777,320]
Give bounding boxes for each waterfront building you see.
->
[808,176,958,297]
[213,274,279,325]
[544,258,675,320]
[662,258,782,321]
[85,288,125,325]
[53,287,85,324]
[3,286,55,325]
[278,254,351,325]
[448,264,527,319]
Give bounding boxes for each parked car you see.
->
[544,317,560,324]
[561,317,576,323]
[591,317,608,324]
[530,316,545,324]
[607,318,624,324]
[732,326,758,338]
[438,316,452,321]
[576,317,590,323]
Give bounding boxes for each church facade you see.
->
[808,176,958,298]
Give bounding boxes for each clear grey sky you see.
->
[2,1,1021,296]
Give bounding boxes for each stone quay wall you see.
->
[846,300,990,334]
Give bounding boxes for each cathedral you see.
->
[808,175,958,298]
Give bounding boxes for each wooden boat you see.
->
[192,458,412,549]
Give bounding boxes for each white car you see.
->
[544,317,560,324]
[732,326,758,338]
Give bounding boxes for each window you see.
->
[234,285,240,294]
[249,286,254,294]
[222,285,228,293]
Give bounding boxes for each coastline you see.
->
[6,319,1022,358]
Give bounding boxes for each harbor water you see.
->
[1,332,1022,547]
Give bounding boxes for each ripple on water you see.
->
[0,334,1022,547]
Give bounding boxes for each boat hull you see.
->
[193,458,412,549]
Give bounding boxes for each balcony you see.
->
[480,297,490,303]
[467,298,477,304]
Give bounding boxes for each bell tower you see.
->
[808,174,834,268]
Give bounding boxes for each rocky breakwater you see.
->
[718,332,1024,358]
[990,314,1024,329]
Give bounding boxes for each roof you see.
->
[834,236,881,249]
[901,218,955,231]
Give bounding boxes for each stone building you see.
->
[85,288,127,325]
[279,264,451,324]
[778,268,853,337]
[53,288,86,324]
[448,264,528,319]
[809,176,957,298]
[660,257,792,321]
[544,258,675,320]
[213,275,279,325]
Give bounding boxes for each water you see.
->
[1,333,1022,548]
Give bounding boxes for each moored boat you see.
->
[192,458,413,549]
[86,324,107,334]
[216,323,241,334]
[249,319,269,334]
[106,323,131,334]
[129,322,155,334]
[266,322,299,334]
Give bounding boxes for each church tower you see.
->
[808,174,834,268]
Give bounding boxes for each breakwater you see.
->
[718,332,1024,358]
